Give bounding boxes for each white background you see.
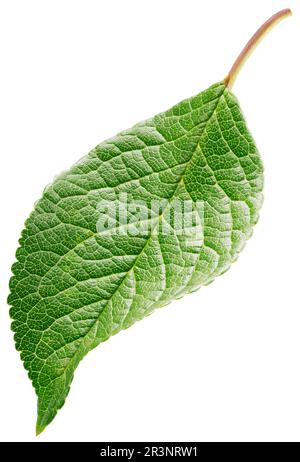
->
[0,0,299,442]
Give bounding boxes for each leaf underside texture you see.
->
[8,82,264,432]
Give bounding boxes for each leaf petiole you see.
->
[225,8,292,89]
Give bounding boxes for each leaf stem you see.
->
[224,8,292,89]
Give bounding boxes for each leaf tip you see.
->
[36,422,46,436]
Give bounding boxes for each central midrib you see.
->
[38,86,226,393]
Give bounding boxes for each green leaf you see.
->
[9,6,292,434]
[8,82,263,432]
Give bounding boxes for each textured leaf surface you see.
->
[8,82,264,432]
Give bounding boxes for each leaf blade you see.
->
[8,82,263,431]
